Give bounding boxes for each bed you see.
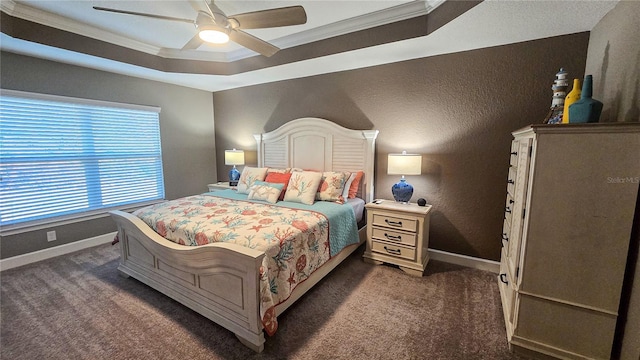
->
[109,118,378,352]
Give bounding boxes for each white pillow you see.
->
[247,181,284,204]
[236,167,268,194]
[283,171,323,205]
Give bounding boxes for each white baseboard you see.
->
[428,248,500,273]
[0,233,500,274]
[0,231,117,272]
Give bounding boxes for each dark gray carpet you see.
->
[1,243,523,359]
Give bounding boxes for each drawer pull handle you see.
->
[509,199,514,204]
[384,233,402,241]
[502,233,509,241]
[384,246,401,255]
[507,179,515,184]
[505,207,512,213]
[510,152,517,156]
[499,273,509,285]
[385,219,403,227]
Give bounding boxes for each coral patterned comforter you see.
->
[132,190,360,336]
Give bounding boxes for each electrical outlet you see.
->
[46,231,57,242]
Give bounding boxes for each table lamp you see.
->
[225,149,244,186]
[387,151,422,203]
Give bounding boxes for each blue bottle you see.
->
[568,75,603,123]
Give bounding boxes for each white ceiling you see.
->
[0,0,619,92]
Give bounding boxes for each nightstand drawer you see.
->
[371,227,417,247]
[371,213,417,232]
[371,241,416,261]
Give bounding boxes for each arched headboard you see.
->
[253,118,379,203]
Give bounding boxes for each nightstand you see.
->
[363,200,432,276]
[207,182,235,192]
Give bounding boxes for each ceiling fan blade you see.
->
[202,0,227,24]
[229,29,279,57]
[187,0,208,14]
[182,34,203,50]
[92,6,194,24]
[204,0,226,16]
[231,6,307,29]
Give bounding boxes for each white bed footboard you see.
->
[110,210,267,352]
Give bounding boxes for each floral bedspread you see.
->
[133,192,359,336]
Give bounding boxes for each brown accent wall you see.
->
[0,52,216,259]
[585,2,640,358]
[214,33,591,261]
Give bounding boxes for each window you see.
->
[0,89,165,230]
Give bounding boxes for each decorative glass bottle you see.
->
[568,75,603,123]
[562,78,581,123]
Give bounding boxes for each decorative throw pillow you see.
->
[347,171,364,199]
[264,171,292,201]
[283,171,323,205]
[247,181,285,204]
[316,171,351,204]
[342,172,356,199]
[266,168,291,174]
[236,167,268,194]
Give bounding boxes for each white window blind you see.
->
[0,89,165,229]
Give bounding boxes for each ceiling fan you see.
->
[93,0,307,57]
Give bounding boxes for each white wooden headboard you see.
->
[253,118,379,203]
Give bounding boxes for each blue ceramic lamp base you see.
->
[229,166,240,186]
[391,178,414,203]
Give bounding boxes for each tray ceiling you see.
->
[0,0,619,92]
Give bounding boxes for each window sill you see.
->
[0,200,165,237]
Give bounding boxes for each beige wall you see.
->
[214,33,590,261]
[0,52,217,258]
[586,2,640,359]
[585,1,640,124]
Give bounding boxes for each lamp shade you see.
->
[224,149,245,166]
[387,152,421,175]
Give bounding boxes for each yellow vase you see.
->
[562,78,581,123]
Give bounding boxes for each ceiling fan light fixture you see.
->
[198,25,230,44]
[93,3,307,56]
